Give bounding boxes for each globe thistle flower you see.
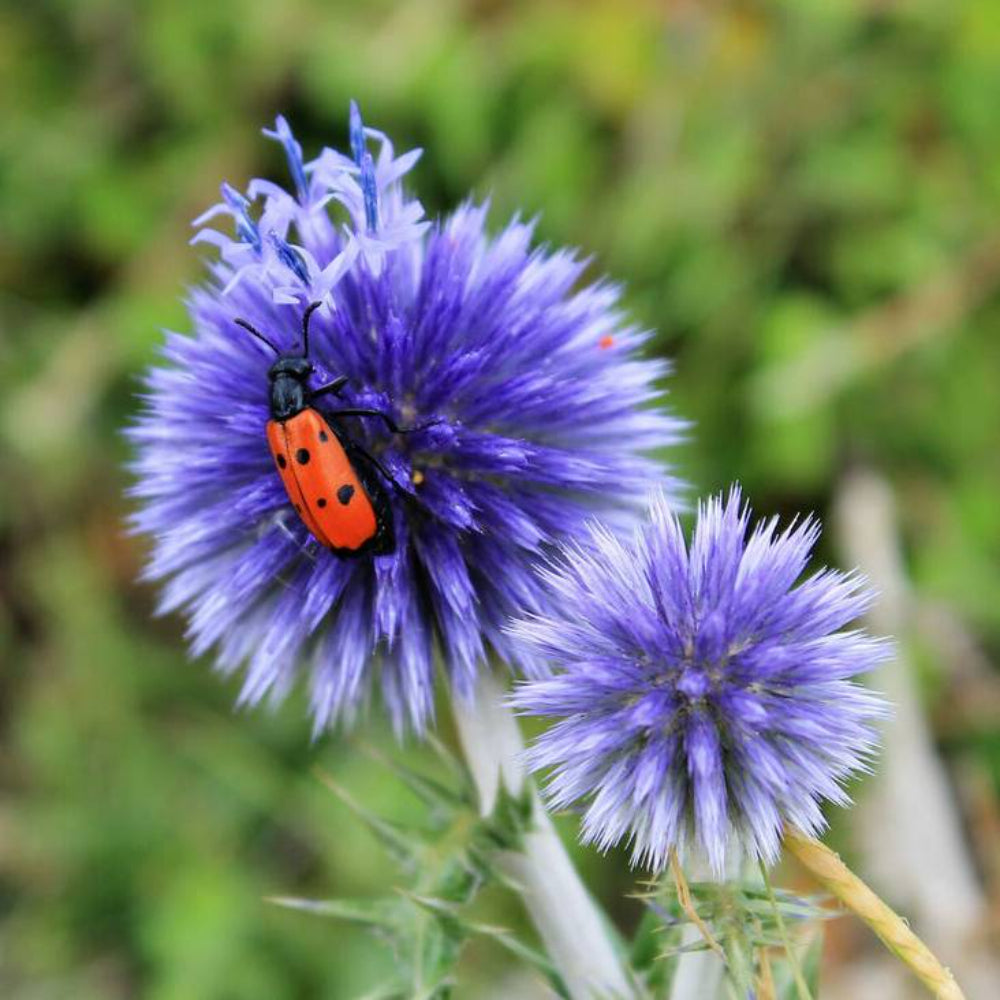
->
[510,489,890,875]
[129,106,685,735]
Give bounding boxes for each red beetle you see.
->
[234,302,418,556]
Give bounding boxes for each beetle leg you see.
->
[307,375,350,401]
[326,407,439,436]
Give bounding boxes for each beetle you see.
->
[233,301,417,557]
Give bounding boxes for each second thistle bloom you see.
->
[511,489,890,875]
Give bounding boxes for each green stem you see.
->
[759,860,813,1000]
[667,855,728,1000]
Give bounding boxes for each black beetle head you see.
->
[268,355,313,380]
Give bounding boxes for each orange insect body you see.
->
[267,409,378,553]
[234,303,399,558]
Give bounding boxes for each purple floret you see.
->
[129,106,685,736]
[511,488,890,875]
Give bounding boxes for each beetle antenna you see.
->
[301,300,323,358]
[233,318,280,356]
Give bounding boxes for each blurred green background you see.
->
[2,1,999,997]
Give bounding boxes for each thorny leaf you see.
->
[272,752,563,998]
[635,871,831,999]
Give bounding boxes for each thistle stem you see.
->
[667,854,729,1000]
[783,828,966,1000]
[451,670,634,1000]
[669,850,725,964]
[759,860,813,1000]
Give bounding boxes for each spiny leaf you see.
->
[630,906,666,971]
[425,733,471,788]
[296,754,564,996]
[641,868,830,1000]
[630,906,675,994]
[802,933,822,994]
[266,895,402,930]
[464,841,524,894]
[359,740,468,813]
[472,923,570,999]
[659,939,729,959]
[407,893,571,1000]
[427,853,483,906]
[761,861,814,1000]
[474,780,535,852]
[355,988,410,1000]
[315,768,426,868]
[405,891,467,936]
[396,891,470,992]
[772,930,823,1000]
[643,876,832,943]
[716,883,760,999]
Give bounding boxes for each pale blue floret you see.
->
[191,107,429,298]
[191,182,261,251]
[348,101,381,233]
[349,99,366,165]
[266,230,309,284]
[263,113,309,203]
[360,152,379,233]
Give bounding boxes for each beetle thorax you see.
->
[268,355,312,422]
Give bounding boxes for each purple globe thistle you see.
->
[129,105,685,735]
[510,488,890,875]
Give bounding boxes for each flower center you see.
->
[675,665,711,701]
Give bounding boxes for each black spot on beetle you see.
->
[319,430,329,442]
[275,454,287,469]
[317,497,327,508]
[295,448,310,465]
[337,484,355,505]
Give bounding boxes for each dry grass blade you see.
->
[667,849,727,965]
[756,944,775,1000]
[785,828,966,1000]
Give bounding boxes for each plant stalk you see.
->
[452,670,634,1000]
[667,854,729,1000]
[784,827,966,1000]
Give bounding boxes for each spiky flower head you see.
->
[129,106,685,735]
[511,488,890,875]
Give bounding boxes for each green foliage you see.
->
[633,870,834,1000]
[1,1,998,996]
[271,751,560,998]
